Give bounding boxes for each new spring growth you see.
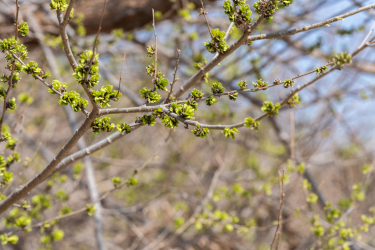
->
[86,204,95,216]
[153,107,164,118]
[261,101,281,116]
[287,93,300,107]
[140,115,156,126]
[192,124,210,138]
[283,79,294,88]
[146,63,155,76]
[58,91,88,112]
[18,22,29,37]
[223,127,239,139]
[112,177,123,187]
[204,28,229,54]
[68,8,75,22]
[237,80,247,90]
[211,82,225,94]
[0,234,19,245]
[73,50,100,88]
[48,80,68,95]
[6,97,16,111]
[91,117,115,134]
[139,87,161,103]
[0,153,19,185]
[186,99,198,111]
[126,177,139,186]
[316,65,328,75]
[253,0,292,20]
[22,61,50,79]
[117,123,131,134]
[92,85,122,108]
[194,59,209,82]
[245,117,260,131]
[1,74,20,87]
[154,71,169,91]
[332,52,352,69]
[175,104,195,120]
[162,116,179,129]
[0,84,5,98]
[205,96,217,106]
[223,0,252,26]
[147,45,155,57]
[50,0,68,11]
[253,79,268,88]
[0,38,28,60]
[191,89,204,99]
[6,137,18,150]
[228,92,238,101]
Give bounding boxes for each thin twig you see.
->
[199,0,214,39]
[358,20,375,49]
[0,0,19,139]
[56,8,77,70]
[15,0,19,42]
[107,211,150,246]
[83,0,108,110]
[115,54,126,98]
[290,110,295,161]
[11,81,37,134]
[151,9,158,89]
[271,168,285,250]
[247,4,375,44]
[166,49,181,103]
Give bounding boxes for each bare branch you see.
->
[271,169,285,250]
[56,10,78,70]
[151,9,158,89]
[247,4,375,43]
[166,49,181,103]
[0,111,99,214]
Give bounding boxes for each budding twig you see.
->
[0,0,20,140]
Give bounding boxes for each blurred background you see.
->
[1,0,375,249]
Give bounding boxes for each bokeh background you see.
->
[1,0,375,249]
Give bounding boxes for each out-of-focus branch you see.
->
[247,4,375,43]
[0,110,98,214]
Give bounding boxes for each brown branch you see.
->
[0,111,99,214]
[271,168,285,250]
[0,0,20,139]
[247,4,375,43]
[152,9,158,89]
[166,49,181,103]
[199,0,214,39]
[82,0,108,111]
[56,10,77,70]
[290,110,295,162]
[11,81,37,134]
[15,0,19,42]
[62,0,75,28]
[172,15,265,100]
[115,54,126,98]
